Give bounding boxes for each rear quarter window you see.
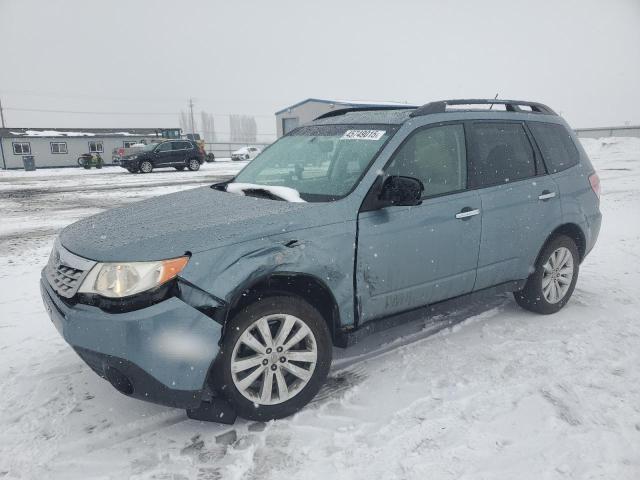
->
[528,122,579,173]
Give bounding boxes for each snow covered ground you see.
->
[1,140,639,479]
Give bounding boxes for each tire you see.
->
[175,166,185,171]
[139,160,153,174]
[216,296,332,421]
[514,234,579,314]
[244,154,250,160]
[187,158,201,171]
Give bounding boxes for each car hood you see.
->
[59,186,318,262]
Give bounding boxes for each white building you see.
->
[274,99,415,137]
[0,127,181,169]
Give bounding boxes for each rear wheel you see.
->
[187,158,200,171]
[216,296,332,421]
[514,235,579,314]
[139,160,153,174]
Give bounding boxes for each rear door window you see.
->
[528,122,579,173]
[173,141,190,150]
[467,122,536,188]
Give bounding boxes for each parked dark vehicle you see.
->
[41,99,601,423]
[119,140,205,173]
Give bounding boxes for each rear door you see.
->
[467,121,561,290]
[171,141,191,165]
[357,123,482,322]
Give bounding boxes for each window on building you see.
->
[88,141,103,153]
[50,142,68,154]
[12,142,31,155]
[123,141,138,148]
[282,117,300,135]
[467,122,536,188]
[386,124,467,197]
[528,122,579,173]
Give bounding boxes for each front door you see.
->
[357,123,481,323]
[154,141,174,166]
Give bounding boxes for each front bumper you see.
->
[40,276,223,409]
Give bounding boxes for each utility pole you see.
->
[188,98,195,136]
[0,95,6,128]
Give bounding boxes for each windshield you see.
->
[231,124,396,202]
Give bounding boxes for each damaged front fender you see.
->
[179,220,358,335]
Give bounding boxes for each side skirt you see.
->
[335,280,526,348]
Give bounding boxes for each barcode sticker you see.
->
[341,130,386,141]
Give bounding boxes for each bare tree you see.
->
[200,111,216,143]
[178,111,190,134]
[230,114,257,143]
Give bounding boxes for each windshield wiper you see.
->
[225,182,306,203]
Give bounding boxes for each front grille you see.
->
[45,239,96,299]
[50,264,84,296]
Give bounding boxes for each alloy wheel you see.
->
[542,246,574,304]
[230,314,317,405]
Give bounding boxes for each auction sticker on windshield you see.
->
[341,130,386,140]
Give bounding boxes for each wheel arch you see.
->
[222,272,341,345]
[544,223,586,262]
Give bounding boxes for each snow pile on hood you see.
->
[226,182,306,203]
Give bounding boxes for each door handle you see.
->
[455,208,480,220]
[538,190,557,201]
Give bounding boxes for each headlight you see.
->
[78,257,188,298]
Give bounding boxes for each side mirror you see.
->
[379,176,424,207]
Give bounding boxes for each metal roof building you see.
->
[274,98,415,137]
[0,127,180,169]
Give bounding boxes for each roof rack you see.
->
[410,99,557,117]
[314,105,417,120]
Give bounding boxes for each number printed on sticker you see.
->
[341,130,386,141]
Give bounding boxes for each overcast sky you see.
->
[1,0,639,138]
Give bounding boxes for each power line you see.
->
[4,106,275,118]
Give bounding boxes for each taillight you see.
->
[589,173,601,199]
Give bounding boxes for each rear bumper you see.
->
[40,276,223,409]
[585,210,602,258]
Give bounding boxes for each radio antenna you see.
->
[489,93,499,110]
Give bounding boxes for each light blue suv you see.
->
[41,99,601,422]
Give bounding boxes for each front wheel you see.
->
[216,296,332,421]
[514,234,579,314]
[139,160,153,174]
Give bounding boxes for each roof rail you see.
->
[315,105,417,120]
[410,99,557,117]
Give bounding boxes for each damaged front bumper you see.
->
[40,276,223,409]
